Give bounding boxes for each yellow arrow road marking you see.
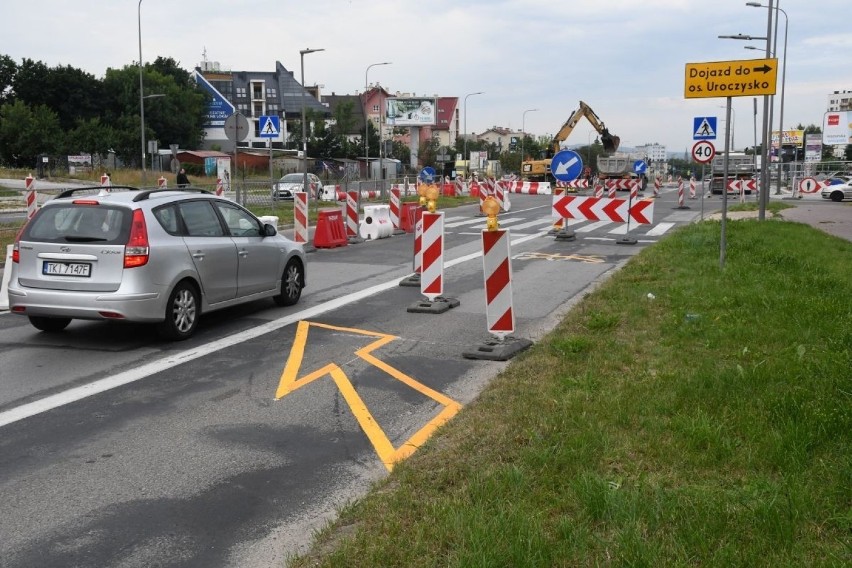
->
[276,321,462,470]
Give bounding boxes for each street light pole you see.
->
[138,0,146,184]
[463,91,484,176]
[364,62,391,180]
[300,48,324,199]
[748,2,788,195]
[521,108,538,166]
[718,16,772,220]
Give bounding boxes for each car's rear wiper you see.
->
[64,236,110,242]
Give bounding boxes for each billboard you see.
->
[385,98,436,126]
[771,129,804,148]
[194,71,235,128]
[804,133,822,163]
[823,111,852,145]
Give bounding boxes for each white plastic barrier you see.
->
[1,245,13,311]
[359,204,394,240]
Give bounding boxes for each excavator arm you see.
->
[549,101,620,154]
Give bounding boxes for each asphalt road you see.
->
[2,187,837,567]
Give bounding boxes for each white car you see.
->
[821,178,852,202]
[271,173,322,201]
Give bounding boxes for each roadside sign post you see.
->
[685,58,777,267]
[550,150,584,242]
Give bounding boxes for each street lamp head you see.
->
[718,33,767,40]
[300,48,325,55]
[745,2,763,7]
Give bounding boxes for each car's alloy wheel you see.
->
[831,191,844,202]
[157,281,199,340]
[274,259,303,306]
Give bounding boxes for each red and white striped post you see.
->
[607,180,617,199]
[100,173,111,191]
[481,229,515,339]
[653,175,661,198]
[293,191,309,243]
[25,173,37,219]
[689,176,696,199]
[420,211,444,301]
[739,180,746,203]
[345,190,360,242]
[158,176,167,189]
[215,178,223,196]
[455,177,465,196]
[389,187,402,231]
[677,177,684,205]
[551,186,565,233]
[494,179,510,211]
[476,179,488,216]
[630,178,640,201]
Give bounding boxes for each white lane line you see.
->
[0,230,549,429]
[644,222,676,236]
[575,221,612,233]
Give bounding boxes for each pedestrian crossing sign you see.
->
[259,115,280,138]
[693,116,717,140]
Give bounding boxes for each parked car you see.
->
[8,186,306,340]
[271,173,322,201]
[821,180,852,202]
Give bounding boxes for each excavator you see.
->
[520,101,620,181]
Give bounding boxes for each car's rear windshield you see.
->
[23,204,131,245]
[280,174,307,183]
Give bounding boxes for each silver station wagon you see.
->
[8,187,306,340]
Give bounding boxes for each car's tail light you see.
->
[11,223,28,263]
[124,209,149,268]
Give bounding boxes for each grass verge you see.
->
[288,218,851,567]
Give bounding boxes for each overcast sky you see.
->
[5,1,851,154]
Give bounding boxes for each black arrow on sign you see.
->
[753,64,773,74]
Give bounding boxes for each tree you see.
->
[0,100,62,167]
[11,58,103,130]
[0,54,16,104]
[65,117,115,168]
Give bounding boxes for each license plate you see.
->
[43,261,91,277]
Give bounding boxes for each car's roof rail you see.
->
[132,187,211,202]
[56,185,141,199]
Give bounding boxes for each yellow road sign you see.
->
[684,58,777,99]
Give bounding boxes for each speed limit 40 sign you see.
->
[692,140,716,164]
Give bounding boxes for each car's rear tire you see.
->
[273,259,303,306]
[28,316,71,333]
[831,191,844,202]
[156,281,199,341]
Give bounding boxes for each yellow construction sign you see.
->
[684,58,777,99]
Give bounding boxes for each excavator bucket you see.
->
[600,130,620,153]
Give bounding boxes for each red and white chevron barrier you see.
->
[481,229,515,338]
[420,212,444,301]
[726,179,757,193]
[557,179,589,190]
[502,181,552,195]
[294,192,308,244]
[25,174,37,219]
[605,179,634,191]
[345,191,359,239]
[389,188,401,230]
[552,195,655,225]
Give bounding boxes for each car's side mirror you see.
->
[263,224,277,237]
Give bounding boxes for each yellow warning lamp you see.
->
[425,184,440,213]
[482,196,500,231]
[417,182,428,207]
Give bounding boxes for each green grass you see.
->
[288,218,851,567]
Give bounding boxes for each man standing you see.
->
[176,168,189,188]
